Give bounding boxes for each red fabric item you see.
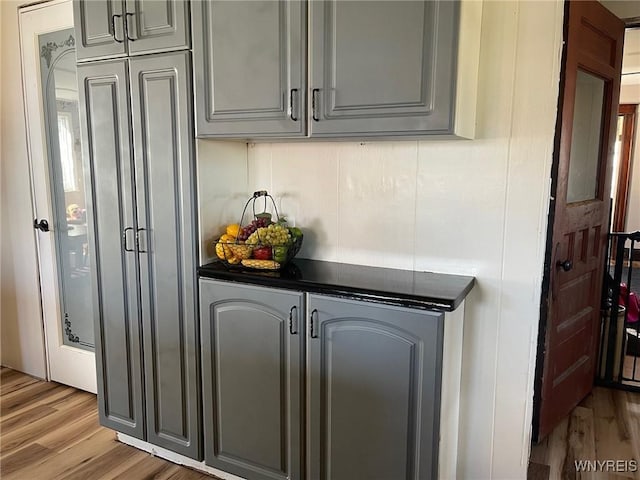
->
[619,283,640,323]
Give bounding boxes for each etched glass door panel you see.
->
[39,28,95,351]
[21,0,96,393]
[567,70,606,203]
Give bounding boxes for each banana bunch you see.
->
[215,224,253,264]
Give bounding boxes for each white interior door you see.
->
[20,0,97,393]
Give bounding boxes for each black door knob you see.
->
[557,259,572,272]
[34,219,50,232]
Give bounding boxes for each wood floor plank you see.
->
[544,416,570,479]
[0,442,54,477]
[0,369,216,479]
[162,464,219,480]
[0,394,97,457]
[1,378,62,403]
[567,406,597,480]
[0,386,80,426]
[2,428,116,480]
[532,388,640,480]
[36,410,100,452]
[111,454,176,480]
[0,375,40,395]
[591,388,636,479]
[0,368,21,382]
[58,441,143,480]
[617,391,640,480]
[95,450,167,480]
[0,382,70,417]
[0,404,58,435]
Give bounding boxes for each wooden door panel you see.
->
[535,1,624,440]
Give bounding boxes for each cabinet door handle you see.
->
[34,218,50,232]
[310,309,318,338]
[289,306,298,335]
[111,14,124,43]
[124,12,136,42]
[311,88,320,122]
[289,88,298,122]
[122,227,134,252]
[136,227,148,253]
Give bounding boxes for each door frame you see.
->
[532,0,571,442]
[612,104,637,233]
[19,0,97,393]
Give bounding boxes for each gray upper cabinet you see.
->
[200,279,303,480]
[77,52,200,459]
[307,294,444,480]
[310,0,459,137]
[77,59,144,439]
[193,0,467,139]
[74,0,126,61]
[192,1,306,138]
[74,0,190,62]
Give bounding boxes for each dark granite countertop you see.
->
[198,258,475,312]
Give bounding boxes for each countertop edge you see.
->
[197,262,475,313]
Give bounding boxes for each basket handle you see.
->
[238,191,282,228]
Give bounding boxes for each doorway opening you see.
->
[599,25,640,391]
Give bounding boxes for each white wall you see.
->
[0,0,47,378]
[198,2,564,477]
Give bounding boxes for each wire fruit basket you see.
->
[214,191,303,271]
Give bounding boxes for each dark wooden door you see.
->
[535,1,625,440]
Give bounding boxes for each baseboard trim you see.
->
[116,433,245,480]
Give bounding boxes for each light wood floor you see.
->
[531,387,640,480]
[0,367,219,479]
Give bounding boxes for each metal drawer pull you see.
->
[311,88,320,122]
[122,227,134,252]
[124,12,136,42]
[289,306,298,335]
[310,309,318,338]
[111,14,124,43]
[289,89,298,122]
[136,227,147,253]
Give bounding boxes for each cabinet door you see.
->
[74,0,127,62]
[307,294,444,480]
[310,1,459,137]
[130,52,200,460]
[200,280,303,480]
[77,59,144,439]
[125,0,190,55]
[192,0,306,138]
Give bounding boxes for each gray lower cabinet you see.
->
[74,0,190,62]
[199,279,445,480]
[200,280,303,480]
[192,0,306,138]
[78,51,200,459]
[307,294,444,480]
